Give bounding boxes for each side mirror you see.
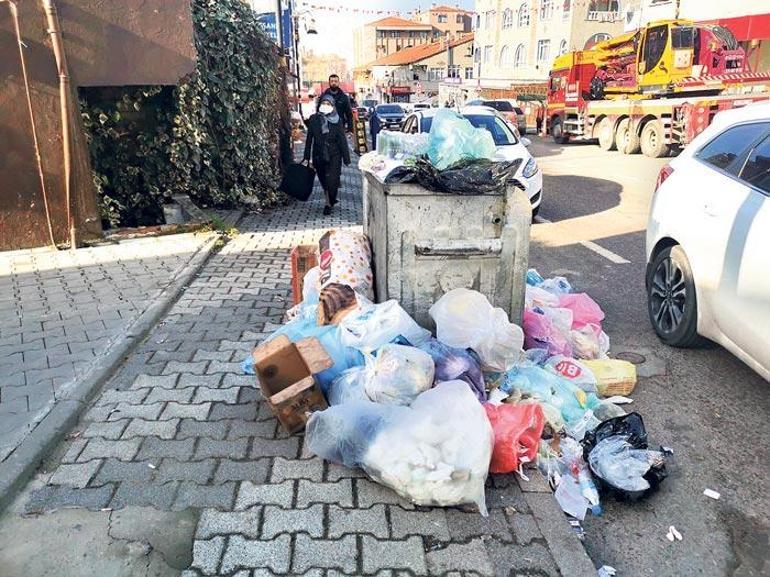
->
[521,137,532,147]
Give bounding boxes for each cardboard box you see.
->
[290,244,318,305]
[252,335,332,434]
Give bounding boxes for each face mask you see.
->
[320,105,334,115]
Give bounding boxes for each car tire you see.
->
[616,118,641,154]
[646,245,706,348]
[551,118,569,144]
[597,117,616,151]
[640,120,670,158]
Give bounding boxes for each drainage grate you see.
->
[615,351,647,365]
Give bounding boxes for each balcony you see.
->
[586,10,619,22]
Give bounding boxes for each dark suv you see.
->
[374,104,405,129]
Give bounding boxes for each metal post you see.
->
[275,0,284,51]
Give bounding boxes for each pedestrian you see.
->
[304,94,351,215]
[369,109,382,151]
[318,74,353,132]
[535,104,544,135]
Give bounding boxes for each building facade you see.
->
[353,16,435,69]
[411,4,474,38]
[473,0,624,89]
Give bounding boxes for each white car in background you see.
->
[401,106,543,216]
[646,101,770,380]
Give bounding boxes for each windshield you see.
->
[484,101,514,112]
[363,100,378,107]
[464,115,519,145]
[377,105,403,114]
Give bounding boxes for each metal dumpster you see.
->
[363,172,531,329]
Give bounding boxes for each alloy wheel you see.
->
[650,256,687,333]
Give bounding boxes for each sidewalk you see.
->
[2,161,596,577]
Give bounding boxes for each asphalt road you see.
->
[527,135,770,577]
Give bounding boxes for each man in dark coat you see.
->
[318,74,353,132]
[369,111,382,151]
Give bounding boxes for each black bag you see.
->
[279,163,316,201]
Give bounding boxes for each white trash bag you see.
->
[364,344,435,406]
[339,300,431,352]
[429,288,524,371]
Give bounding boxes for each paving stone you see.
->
[445,508,514,543]
[237,386,262,403]
[137,437,195,460]
[176,419,229,440]
[326,462,367,482]
[163,361,209,375]
[81,420,128,440]
[156,458,217,483]
[191,536,226,576]
[516,470,553,493]
[107,402,165,421]
[220,534,291,574]
[123,418,179,439]
[362,536,427,574]
[261,503,324,539]
[197,509,263,539]
[509,512,542,546]
[214,459,271,484]
[160,402,212,421]
[193,387,239,404]
[356,478,415,509]
[249,436,300,459]
[48,461,102,488]
[270,457,323,483]
[130,374,178,390]
[328,504,389,539]
[77,438,140,462]
[111,481,178,509]
[178,374,223,389]
[296,479,353,508]
[226,419,276,439]
[390,506,450,540]
[210,402,257,421]
[486,484,530,514]
[145,387,195,404]
[192,350,234,362]
[94,388,149,406]
[426,538,495,576]
[92,459,156,485]
[25,484,115,513]
[291,534,357,573]
[82,404,116,423]
[235,481,294,510]
[173,482,237,510]
[484,539,560,577]
[195,437,249,460]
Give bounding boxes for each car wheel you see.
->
[551,118,569,144]
[597,117,616,151]
[646,245,706,347]
[640,120,670,158]
[616,118,641,154]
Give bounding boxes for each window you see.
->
[438,14,447,23]
[428,67,446,81]
[465,66,474,79]
[588,0,619,12]
[584,32,611,49]
[514,43,527,67]
[476,14,481,28]
[559,39,568,54]
[540,0,554,20]
[447,65,461,79]
[484,45,493,63]
[485,10,496,29]
[456,14,464,24]
[464,114,519,145]
[563,0,571,19]
[741,133,770,193]
[518,3,530,27]
[537,39,551,62]
[474,47,481,62]
[499,45,513,67]
[502,8,514,29]
[640,24,668,74]
[696,123,770,172]
[672,26,696,49]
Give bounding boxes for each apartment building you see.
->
[353,16,435,69]
[473,0,625,89]
[411,4,474,38]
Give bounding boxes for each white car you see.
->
[646,101,770,380]
[401,106,543,215]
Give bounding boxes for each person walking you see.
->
[304,94,351,215]
[369,109,382,151]
[318,74,353,132]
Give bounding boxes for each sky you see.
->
[296,0,475,64]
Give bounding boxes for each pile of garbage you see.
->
[246,230,668,520]
[359,109,520,194]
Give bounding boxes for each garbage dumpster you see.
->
[363,172,531,329]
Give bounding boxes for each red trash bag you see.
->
[484,403,545,474]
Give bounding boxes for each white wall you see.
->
[680,0,769,20]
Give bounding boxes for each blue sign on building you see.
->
[255,8,293,49]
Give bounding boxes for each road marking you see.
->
[533,216,631,264]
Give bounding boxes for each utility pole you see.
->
[275,0,284,51]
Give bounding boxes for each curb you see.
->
[519,472,597,577]
[0,233,222,513]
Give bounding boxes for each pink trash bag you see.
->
[558,293,605,329]
[523,308,572,357]
[484,403,545,474]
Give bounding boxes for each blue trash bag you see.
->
[418,338,486,402]
[426,109,497,170]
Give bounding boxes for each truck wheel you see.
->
[617,118,641,154]
[641,120,670,158]
[551,118,569,144]
[597,117,616,151]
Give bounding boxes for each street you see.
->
[527,136,770,577]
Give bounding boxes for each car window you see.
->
[376,105,402,114]
[464,115,518,145]
[696,122,770,173]
[402,116,415,133]
[739,133,770,193]
[514,107,524,115]
[421,117,434,133]
[484,101,514,112]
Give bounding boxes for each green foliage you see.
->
[80,0,291,228]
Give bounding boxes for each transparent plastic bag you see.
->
[418,338,486,401]
[525,285,560,309]
[426,109,497,170]
[558,293,605,329]
[540,276,572,295]
[306,381,494,514]
[543,355,598,394]
[553,437,602,520]
[523,308,573,357]
[302,267,321,304]
[570,323,610,360]
[339,300,431,352]
[588,435,665,493]
[327,367,370,406]
[430,288,524,371]
[364,344,435,406]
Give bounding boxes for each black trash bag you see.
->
[582,412,668,501]
[413,156,522,195]
[279,162,316,201]
[384,165,417,184]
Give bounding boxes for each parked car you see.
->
[646,101,770,380]
[401,106,542,216]
[356,106,370,121]
[466,99,527,134]
[374,104,406,129]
